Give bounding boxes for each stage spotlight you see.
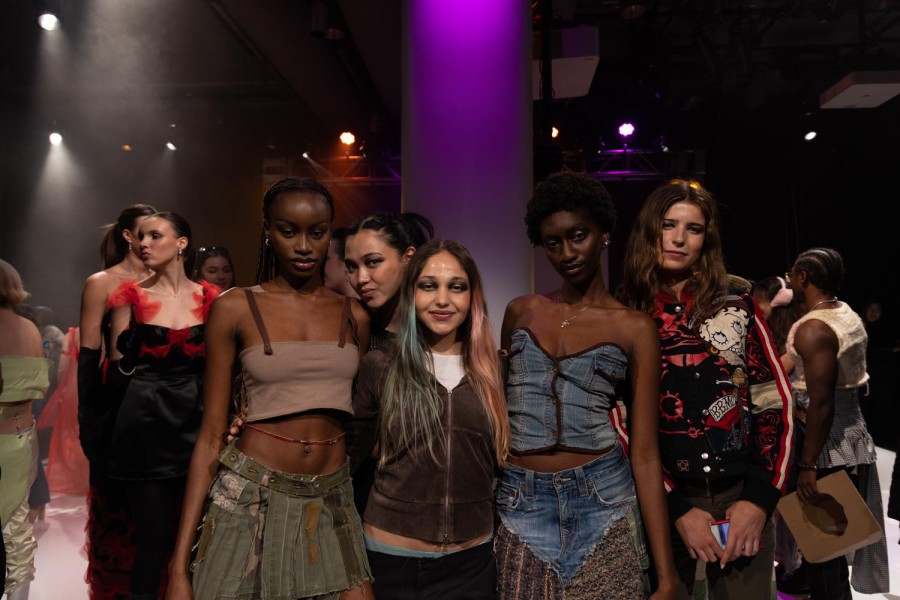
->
[618,122,635,137]
[804,131,817,141]
[302,152,311,159]
[49,132,62,145]
[340,131,356,145]
[166,142,177,151]
[551,127,559,139]
[38,12,58,31]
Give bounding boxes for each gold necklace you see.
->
[558,301,589,328]
[811,297,838,310]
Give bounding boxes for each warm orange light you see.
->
[340,131,356,145]
[121,144,133,152]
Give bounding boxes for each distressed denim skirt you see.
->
[191,445,372,600]
[496,444,642,587]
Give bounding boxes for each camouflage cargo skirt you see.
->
[191,444,372,600]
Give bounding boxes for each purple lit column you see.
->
[403,0,533,333]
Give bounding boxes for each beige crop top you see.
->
[240,287,360,422]
[786,302,869,391]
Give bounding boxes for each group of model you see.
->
[0,170,881,600]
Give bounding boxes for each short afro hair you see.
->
[525,172,616,246]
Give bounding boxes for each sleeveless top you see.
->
[505,328,626,454]
[0,356,51,403]
[787,302,869,391]
[240,286,359,421]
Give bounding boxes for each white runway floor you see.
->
[9,448,900,600]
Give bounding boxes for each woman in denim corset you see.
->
[496,172,677,599]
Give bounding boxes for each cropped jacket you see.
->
[347,346,498,545]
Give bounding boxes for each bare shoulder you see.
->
[349,297,370,326]
[209,286,249,317]
[616,305,657,335]
[83,270,115,293]
[504,294,545,320]
[794,316,838,349]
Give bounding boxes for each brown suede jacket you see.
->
[346,345,498,544]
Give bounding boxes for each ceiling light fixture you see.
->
[620,0,647,20]
[166,142,177,151]
[49,132,62,145]
[804,131,817,141]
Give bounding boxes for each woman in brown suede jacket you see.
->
[347,239,509,600]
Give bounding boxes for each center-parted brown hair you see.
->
[619,179,727,323]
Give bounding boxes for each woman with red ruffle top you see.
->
[107,211,219,600]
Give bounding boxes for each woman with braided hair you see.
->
[167,177,372,600]
[786,247,889,598]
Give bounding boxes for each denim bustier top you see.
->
[506,328,627,454]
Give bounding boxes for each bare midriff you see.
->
[236,411,347,475]
[0,400,34,435]
[363,522,491,553]
[508,444,616,473]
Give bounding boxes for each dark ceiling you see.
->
[2,0,898,162]
[1,0,899,327]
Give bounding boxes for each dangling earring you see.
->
[602,238,610,249]
[264,237,271,247]
[178,248,183,258]
[128,242,132,252]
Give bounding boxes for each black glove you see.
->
[77,347,104,464]
[114,327,140,375]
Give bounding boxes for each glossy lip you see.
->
[558,262,584,277]
[289,258,317,271]
[429,310,455,321]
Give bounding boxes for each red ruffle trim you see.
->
[107,280,160,324]
[194,279,221,322]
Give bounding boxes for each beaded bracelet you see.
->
[797,462,818,471]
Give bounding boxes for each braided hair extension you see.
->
[795,247,845,295]
[253,177,336,285]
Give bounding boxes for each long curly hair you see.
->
[379,239,509,469]
[620,179,727,323]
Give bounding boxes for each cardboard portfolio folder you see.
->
[776,470,882,563]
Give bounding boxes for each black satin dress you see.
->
[107,323,205,481]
